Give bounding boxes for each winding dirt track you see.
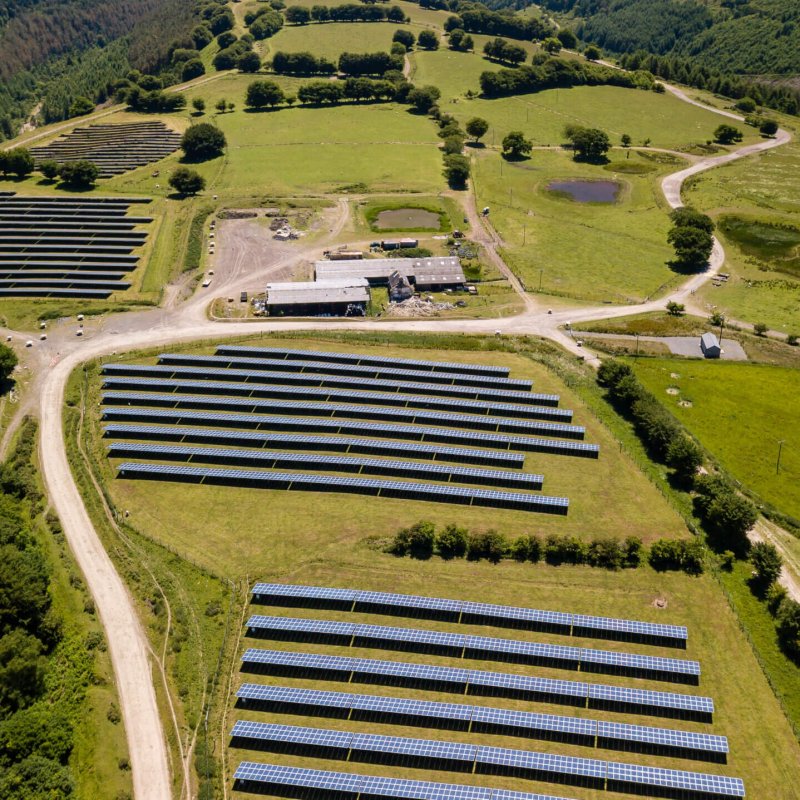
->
[11,85,791,800]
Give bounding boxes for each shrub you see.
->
[586,538,623,569]
[58,160,98,187]
[168,167,205,196]
[749,542,782,591]
[436,524,468,559]
[753,322,768,336]
[543,534,585,565]
[417,30,439,50]
[38,160,59,180]
[776,598,800,658]
[622,536,644,568]
[649,538,705,575]
[510,535,541,563]
[390,521,436,559]
[466,530,508,563]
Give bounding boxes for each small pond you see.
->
[547,180,621,203]
[374,208,442,229]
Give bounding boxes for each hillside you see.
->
[538,0,800,76]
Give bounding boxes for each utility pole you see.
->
[777,440,785,474]
[538,268,543,291]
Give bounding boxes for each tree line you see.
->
[388,520,710,574]
[283,4,407,24]
[480,54,657,98]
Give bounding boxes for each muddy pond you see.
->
[547,180,621,203]
[374,208,442,229]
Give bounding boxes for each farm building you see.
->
[315,257,466,291]
[381,238,418,250]
[264,279,368,317]
[388,271,414,301]
[700,332,721,358]
[329,250,364,261]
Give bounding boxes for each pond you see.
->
[547,180,621,203]
[374,208,442,230]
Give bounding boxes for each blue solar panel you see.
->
[101,391,585,439]
[238,649,713,720]
[605,760,745,797]
[102,407,600,458]
[102,362,561,406]
[107,443,544,490]
[115,462,568,514]
[242,616,696,682]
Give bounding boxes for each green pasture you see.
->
[472,148,680,303]
[683,133,800,332]
[285,0,453,29]
[265,21,398,61]
[631,357,800,523]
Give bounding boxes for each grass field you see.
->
[472,148,682,303]
[265,22,398,61]
[630,357,800,523]
[83,334,685,581]
[683,121,800,331]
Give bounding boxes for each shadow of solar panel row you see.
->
[116,463,567,513]
[250,584,687,648]
[229,723,742,798]
[244,617,699,684]
[103,424,524,467]
[107,443,544,489]
[100,377,572,422]
[0,196,149,297]
[233,762,577,800]
[158,353,532,390]
[215,346,510,377]
[101,363,560,406]
[102,408,601,458]
[236,684,726,761]
[101,393,585,440]
[240,649,713,722]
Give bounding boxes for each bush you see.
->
[181,124,226,161]
[393,29,415,49]
[787,333,798,346]
[390,521,436,559]
[586,538,624,569]
[168,167,205,196]
[245,80,285,108]
[759,119,778,136]
[714,124,743,145]
[597,359,632,389]
[58,160,98,187]
[776,598,800,658]
[417,30,439,50]
[38,160,60,180]
[649,538,705,575]
[622,536,644,568]
[749,542,782,591]
[753,322,768,336]
[182,59,206,81]
[436,524,468,559]
[442,154,470,188]
[510,535,541,563]
[543,534,585,566]
[466,530,507,563]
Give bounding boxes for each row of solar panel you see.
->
[100,376,572,422]
[101,362,560,406]
[102,395,586,441]
[214,346,510,377]
[244,616,699,684]
[228,723,743,798]
[158,353,532,391]
[117,463,569,514]
[250,583,688,647]
[240,649,714,721]
[103,425,526,468]
[102,408,601,458]
[234,762,574,800]
[0,213,152,224]
[107,444,545,489]
[0,195,148,205]
[236,684,726,761]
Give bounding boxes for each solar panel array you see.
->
[102,347,601,511]
[233,763,579,800]
[250,583,688,648]
[229,722,742,798]
[244,615,700,684]
[235,684,727,761]
[0,194,151,298]
[239,649,714,720]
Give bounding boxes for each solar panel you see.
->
[233,763,577,800]
[238,649,713,721]
[103,407,600,458]
[115,462,568,514]
[578,647,700,684]
[101,391,584,439]
[103,424,525,467]
[102,362,560,406]
[605,760,745,797]
[158,353,532,390]
[214,345,511,377]
[107,443,544,490]
[231,720,353,749]
[242,616,694,682]
[101,375,569,422]
[475,746,607,783]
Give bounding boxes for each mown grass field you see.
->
[472,148,682,303]
[630,357,800,523]
[227,558,800,800]
[264,21,399,60]
[83,334,685,581]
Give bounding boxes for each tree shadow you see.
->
[666,258,708,275]
[465,141,485,149]
[501,152,531,163]
[571,153,611,165]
